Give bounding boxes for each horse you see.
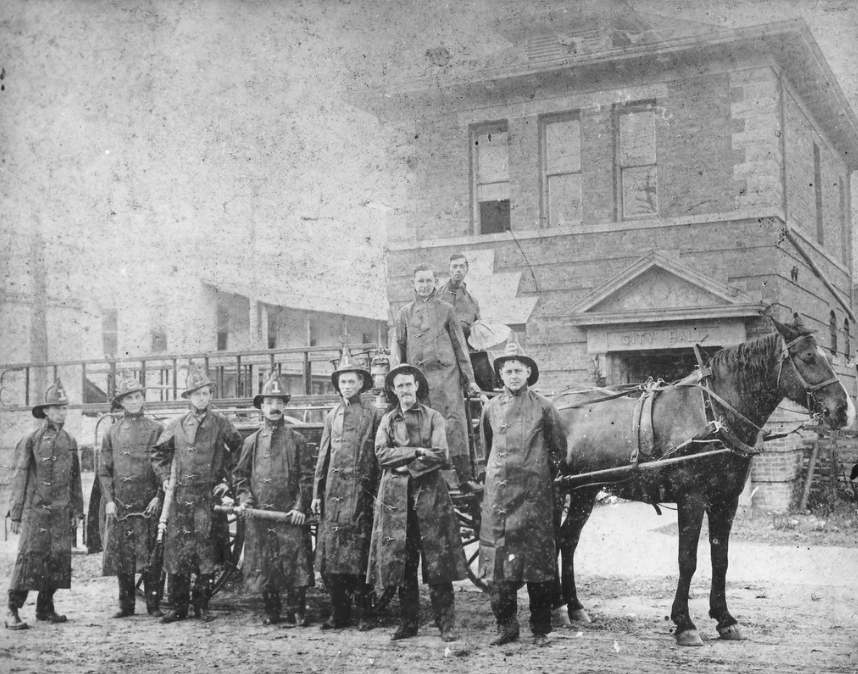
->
[552,318,855,647]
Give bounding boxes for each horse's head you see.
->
[772,318,855,429]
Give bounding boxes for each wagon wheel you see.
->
[453,493,488,592]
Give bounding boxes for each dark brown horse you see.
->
[553,319,855,646]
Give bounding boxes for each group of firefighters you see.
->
[4,253,569,647]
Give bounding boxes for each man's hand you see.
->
[162,479,172,492]
[468,382,489,404]
[287,510,306,526]
[234,503,247,520]
[212,483,229,499]
[10,520,20,535]
[144,496,161,517]
[310,498,322,515]
[106,501,117,519]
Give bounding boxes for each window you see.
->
[830,310,838,355]
[471,122,510,234]
[541,113,582,227]
[102,309,118,357]
[845,319,851,360]
[813,144,823,245]
[616,102,658,219]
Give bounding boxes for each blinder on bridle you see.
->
[777,334,840,416]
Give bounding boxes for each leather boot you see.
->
[490,620,520,646]
[5,608,28,631]
[35,590,67,623]
[113,573,135,618]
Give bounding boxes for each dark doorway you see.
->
[616,348,711,385]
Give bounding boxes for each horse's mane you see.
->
[707,323,815,391]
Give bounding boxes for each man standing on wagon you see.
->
[311,349,382,631]
[151,363,243,623]
[478,342,567,647]
[98,373,165,618]
[393,263,484,494]
[233,372,315,626]
[5,379,84,630]
[367,363,468,642]
[436,252,481,343]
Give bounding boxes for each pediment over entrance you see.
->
[568,252,762,325]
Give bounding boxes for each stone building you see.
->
[373,6,858,511]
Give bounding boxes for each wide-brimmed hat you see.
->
[253,372,292,409]
[112,371,146,408]
[32,378,70,419]
[385,363,429,399]
[493,341,539,386]
[330,347,372,395]
[181,362,216,399]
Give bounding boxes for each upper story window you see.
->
[845,318,851,360]
[616,101,658,219]
[471,122,510,234]
[541,113,582,227]
[830,310,838,355]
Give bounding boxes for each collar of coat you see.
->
[392,401,426,420]
[342,393,363,407]
[43,419,64,433]
[502,384,530,399]
[441,279,469,295]
[413,289,437,303]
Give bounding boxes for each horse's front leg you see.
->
[553,487,599,624]
[707,495,744,640]
[672,491,706,646]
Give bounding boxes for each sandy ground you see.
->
[1,483,857,674]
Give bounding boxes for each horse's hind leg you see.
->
[554,487,599,623]
[672,491,706,646]
[708,495,744,640]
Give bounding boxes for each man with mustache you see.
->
[234,372,315,626]
[478,342,567,647]
[367,363,468,642]
[6,379,84,630]
[151,364,243,623]
[312,349,382,631]
[99,373,165,618]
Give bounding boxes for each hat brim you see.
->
[385,364,430,399]
[111,386,146,408]
[253,393,292,409]
[493,355,539,386]
[32,403,68,419]
[331,367,373,395]
[181,382,216,399]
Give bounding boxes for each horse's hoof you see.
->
[568,609,592,624]
[675,629,704,647]
[551,606,572,628]
[717,624,745,641]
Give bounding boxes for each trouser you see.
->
[118,568,161,613]
[451,455,475,485]
[262,584,306,617]
[169,573,213,615]
[325,573,371,624]
[8,588,57,616]
[398,491,455,633]
[489,580,553,637]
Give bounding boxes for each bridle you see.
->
[777,334,841,414]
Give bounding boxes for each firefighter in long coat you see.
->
[5,379,84,630]
[151,364,242,623]
[311,349,382,630]
[393,263,483,494]
[367,363,468,642]
[98,373,165,618]
[233,372,315,626]
[478,343,568,647]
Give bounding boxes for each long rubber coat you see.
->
[151,409,242,575]
[393,291,476,463]
[313,395,382,575]
[98,413,164,576]
[233,421,315,592]
[478,387,567,582]
[8,422,84,591]
[366,403,467,587]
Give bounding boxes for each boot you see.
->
[390,623,418,640]
[452,456,483,494]
[262,589,281,626]
[192,574,214,621]
[144,568,163,618]
[35,591,66,623]
[5,607,28,631]
[113,573,135,618]
[160,609,186,624]
[490,620,520,646]
[162,574,189,624]
[355,583,373,632]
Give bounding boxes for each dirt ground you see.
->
[1,494,857,673]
